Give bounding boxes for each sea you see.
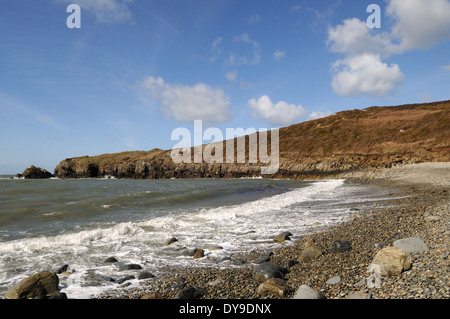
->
[0,175,401,299]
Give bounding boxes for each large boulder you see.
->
[257,278,290,298]
[370,246,412,277]
[5,272,59,299]
[253,262,288,284]
[298,245,323,262]
[21,165,53,179]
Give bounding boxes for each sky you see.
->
[1,0,449,174]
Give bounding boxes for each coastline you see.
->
[97,162,449,300]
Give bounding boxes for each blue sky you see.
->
[1,0,449,174]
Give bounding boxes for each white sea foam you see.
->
[0,179,393,299]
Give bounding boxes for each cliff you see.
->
[53,100,450,179]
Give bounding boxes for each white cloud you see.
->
[248,95,308,126]
[273,50,286,61]
[140,76,231,123]
[442,64,450,71]
[387,0,450,52]
[327,18,396,56]
[328,0,450,56]
[331,54,404,97]
[326,0,450,97]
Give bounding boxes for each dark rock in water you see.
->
[165,237,178,245]
[118,263,142,271]
[137,271,155,280]
[21,165,53,179]
[328,240,352,253]
[104,257,118,263]
[273,232,292,243]
[55,264,69,274]
[115,275,135,284]
[253,262,288,284]
[217,256,232,263]
[6,272,59,299]
[181,248,198,257]
[193,249,205,259]
[94,274,115,282]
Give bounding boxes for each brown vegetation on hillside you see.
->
[53,100,449,179]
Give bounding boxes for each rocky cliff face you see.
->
[53,100,450,180]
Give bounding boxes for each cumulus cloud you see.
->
[248,95,308,126]
[57,0,134,23]
[327,18,396,56]
[331,54,404,97]
[140,76,231,123]
[327,0,450,97]
[387,0,450,52]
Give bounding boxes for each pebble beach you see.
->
[96,163,449,300]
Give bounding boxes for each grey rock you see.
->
[138,271,155,280]
[328,240,352,253]
[94,274,115,282]
[325,276,341,285]
[118,263,142,271]
[175,287,206,299]
[104,257,118,263]
[393,237,428,254]
[165,237,178,245]
[292,285,326,299]
[253,262,288,284]
[115,275,135,284]
[55,264,69,274]
[252,252,273,264]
